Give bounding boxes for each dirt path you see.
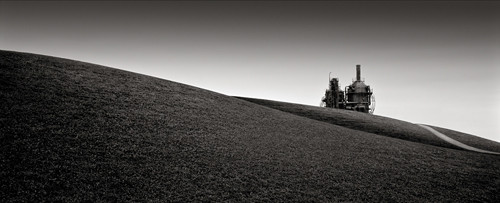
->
[416,124,500,155]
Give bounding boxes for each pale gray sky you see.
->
[1,1,499,142]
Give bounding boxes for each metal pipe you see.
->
[356,64,361,81]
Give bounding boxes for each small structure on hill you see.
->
[321,65,375,114]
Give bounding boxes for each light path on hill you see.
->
[416,124,500,155]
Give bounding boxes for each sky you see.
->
[1,1,499,142]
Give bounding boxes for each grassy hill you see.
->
[236,97,500,153]
[1,50,499,202]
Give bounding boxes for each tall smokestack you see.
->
[356,64,361,81]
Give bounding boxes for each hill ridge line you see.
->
[234,97,396,137]
[417,124,500,155]
[236,97,500,153]
[3,50,500,201]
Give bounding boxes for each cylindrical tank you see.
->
[345,65,372,113]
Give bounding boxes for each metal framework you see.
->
[321,65,375,114]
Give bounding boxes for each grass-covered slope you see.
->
[429,125,500,153]
[236,97,500,154]
[1,50,499,202]
[236,98,453,149]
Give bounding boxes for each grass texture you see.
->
[236,97,500,154]
[1,50,499,202]
[429,125,500,153]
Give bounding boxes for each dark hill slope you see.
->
[1,50,499,202]
[237,97,500,153]
[429,125,500,153]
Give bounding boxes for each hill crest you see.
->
[1,50,499,202]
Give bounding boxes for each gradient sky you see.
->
[1,1,499,142]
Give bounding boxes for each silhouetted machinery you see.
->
[321,65,375,114]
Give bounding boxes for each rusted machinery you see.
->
[321,65,375,114]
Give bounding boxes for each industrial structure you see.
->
[321,65,375,114]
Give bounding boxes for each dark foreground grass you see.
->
[1,50,500,202]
